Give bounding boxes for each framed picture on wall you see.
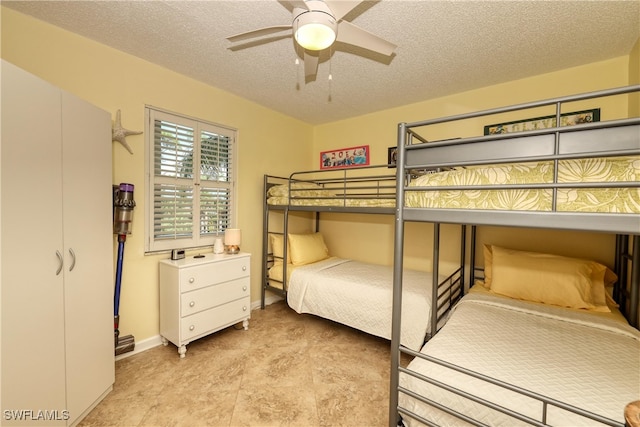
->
[320,145,369,169]
[387,146,397,168]
[484,108,600,135]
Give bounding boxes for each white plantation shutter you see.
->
[145,107,237,253]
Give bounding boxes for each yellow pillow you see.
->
[288,232,329,266]
[488,245,610,312]
[270,234,291,264]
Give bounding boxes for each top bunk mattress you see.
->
[405,156,640,213]
[267,182,395,208]
[397,86,640,233]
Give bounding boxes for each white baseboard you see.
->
[251,294,283,310]
[114,334,163,361]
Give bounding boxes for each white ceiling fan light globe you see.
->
[294,10,337,51]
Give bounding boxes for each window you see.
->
[144,107,237,253]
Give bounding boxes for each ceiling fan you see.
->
[226,0,397,81]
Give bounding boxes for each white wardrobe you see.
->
[1,60,114,425]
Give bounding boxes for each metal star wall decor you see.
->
[112,109,142,154]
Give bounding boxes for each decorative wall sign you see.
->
[320,145,369,169]
[484,108,600,135]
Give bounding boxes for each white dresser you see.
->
[159,253,251,357]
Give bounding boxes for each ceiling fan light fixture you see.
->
[294,11,337,51]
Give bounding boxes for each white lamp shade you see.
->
[224,228,242,246]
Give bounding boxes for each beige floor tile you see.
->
[78,301,401,427]
[315,381,389,427]
[230,386,319,426]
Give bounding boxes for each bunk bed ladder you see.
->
[261,175,323,309]
[261,175,269,308]
[631,235,640,328]
[614,234,640,328]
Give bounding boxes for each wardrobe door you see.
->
[1,61,67,424]
[61,91,114,424]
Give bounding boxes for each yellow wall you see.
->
[629,37,640,115]
[2,7,637,344]
[1,7,314,342]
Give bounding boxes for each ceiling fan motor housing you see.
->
[293,2,338,51]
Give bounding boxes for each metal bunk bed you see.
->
[390,85,640,426]
[261,164,465,345]
[262,164,396,306]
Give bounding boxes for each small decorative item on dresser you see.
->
[224,228,241,254]
[213,238,224,254]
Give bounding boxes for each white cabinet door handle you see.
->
[68,248,76,272]
[189,277,195,283]
[242,266,247,271]
[55,250,63,276]
[189,301,195,307]
[243,306,247,311]
[242,286,247,291]
[189,325,195,331]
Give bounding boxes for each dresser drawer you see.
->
[179,257,249,292]
[180,277,249,316]
[181,297,250,341]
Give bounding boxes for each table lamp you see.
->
[224,228,241,254]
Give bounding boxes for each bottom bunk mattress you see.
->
[399,288,640,426]
[285,257,437,351]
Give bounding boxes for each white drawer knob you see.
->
[243,306,247,311]
[242,266,247,271]
[242,286,247,291]
[189,301,195,307]
[189,325,195,331]
[189,277,195,283]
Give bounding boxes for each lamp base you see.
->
[225,245,240,255]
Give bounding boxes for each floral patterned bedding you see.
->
[266,182,395,207]
[405,156,640,213]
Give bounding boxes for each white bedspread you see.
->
[399,291,640,426]
[287,257,435,351]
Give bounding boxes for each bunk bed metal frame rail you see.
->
[390,85,640,427]
[261,166,397,308]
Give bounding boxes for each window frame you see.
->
[144,106,238,254]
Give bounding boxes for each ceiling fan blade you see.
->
[336,21,397,56]
[280,0,310,11]
[304,50,319,78]
[228,34,292,51]
[325,1,362,20]
[227,25,292,43]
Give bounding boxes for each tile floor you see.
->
[79,301,403,427]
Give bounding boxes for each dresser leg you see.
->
[243,319,249,330]
[178,344,187,358]
[161,336,168,346]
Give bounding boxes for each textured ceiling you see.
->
[4,0,640,125]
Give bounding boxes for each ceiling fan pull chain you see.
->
[328,48,333,102]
